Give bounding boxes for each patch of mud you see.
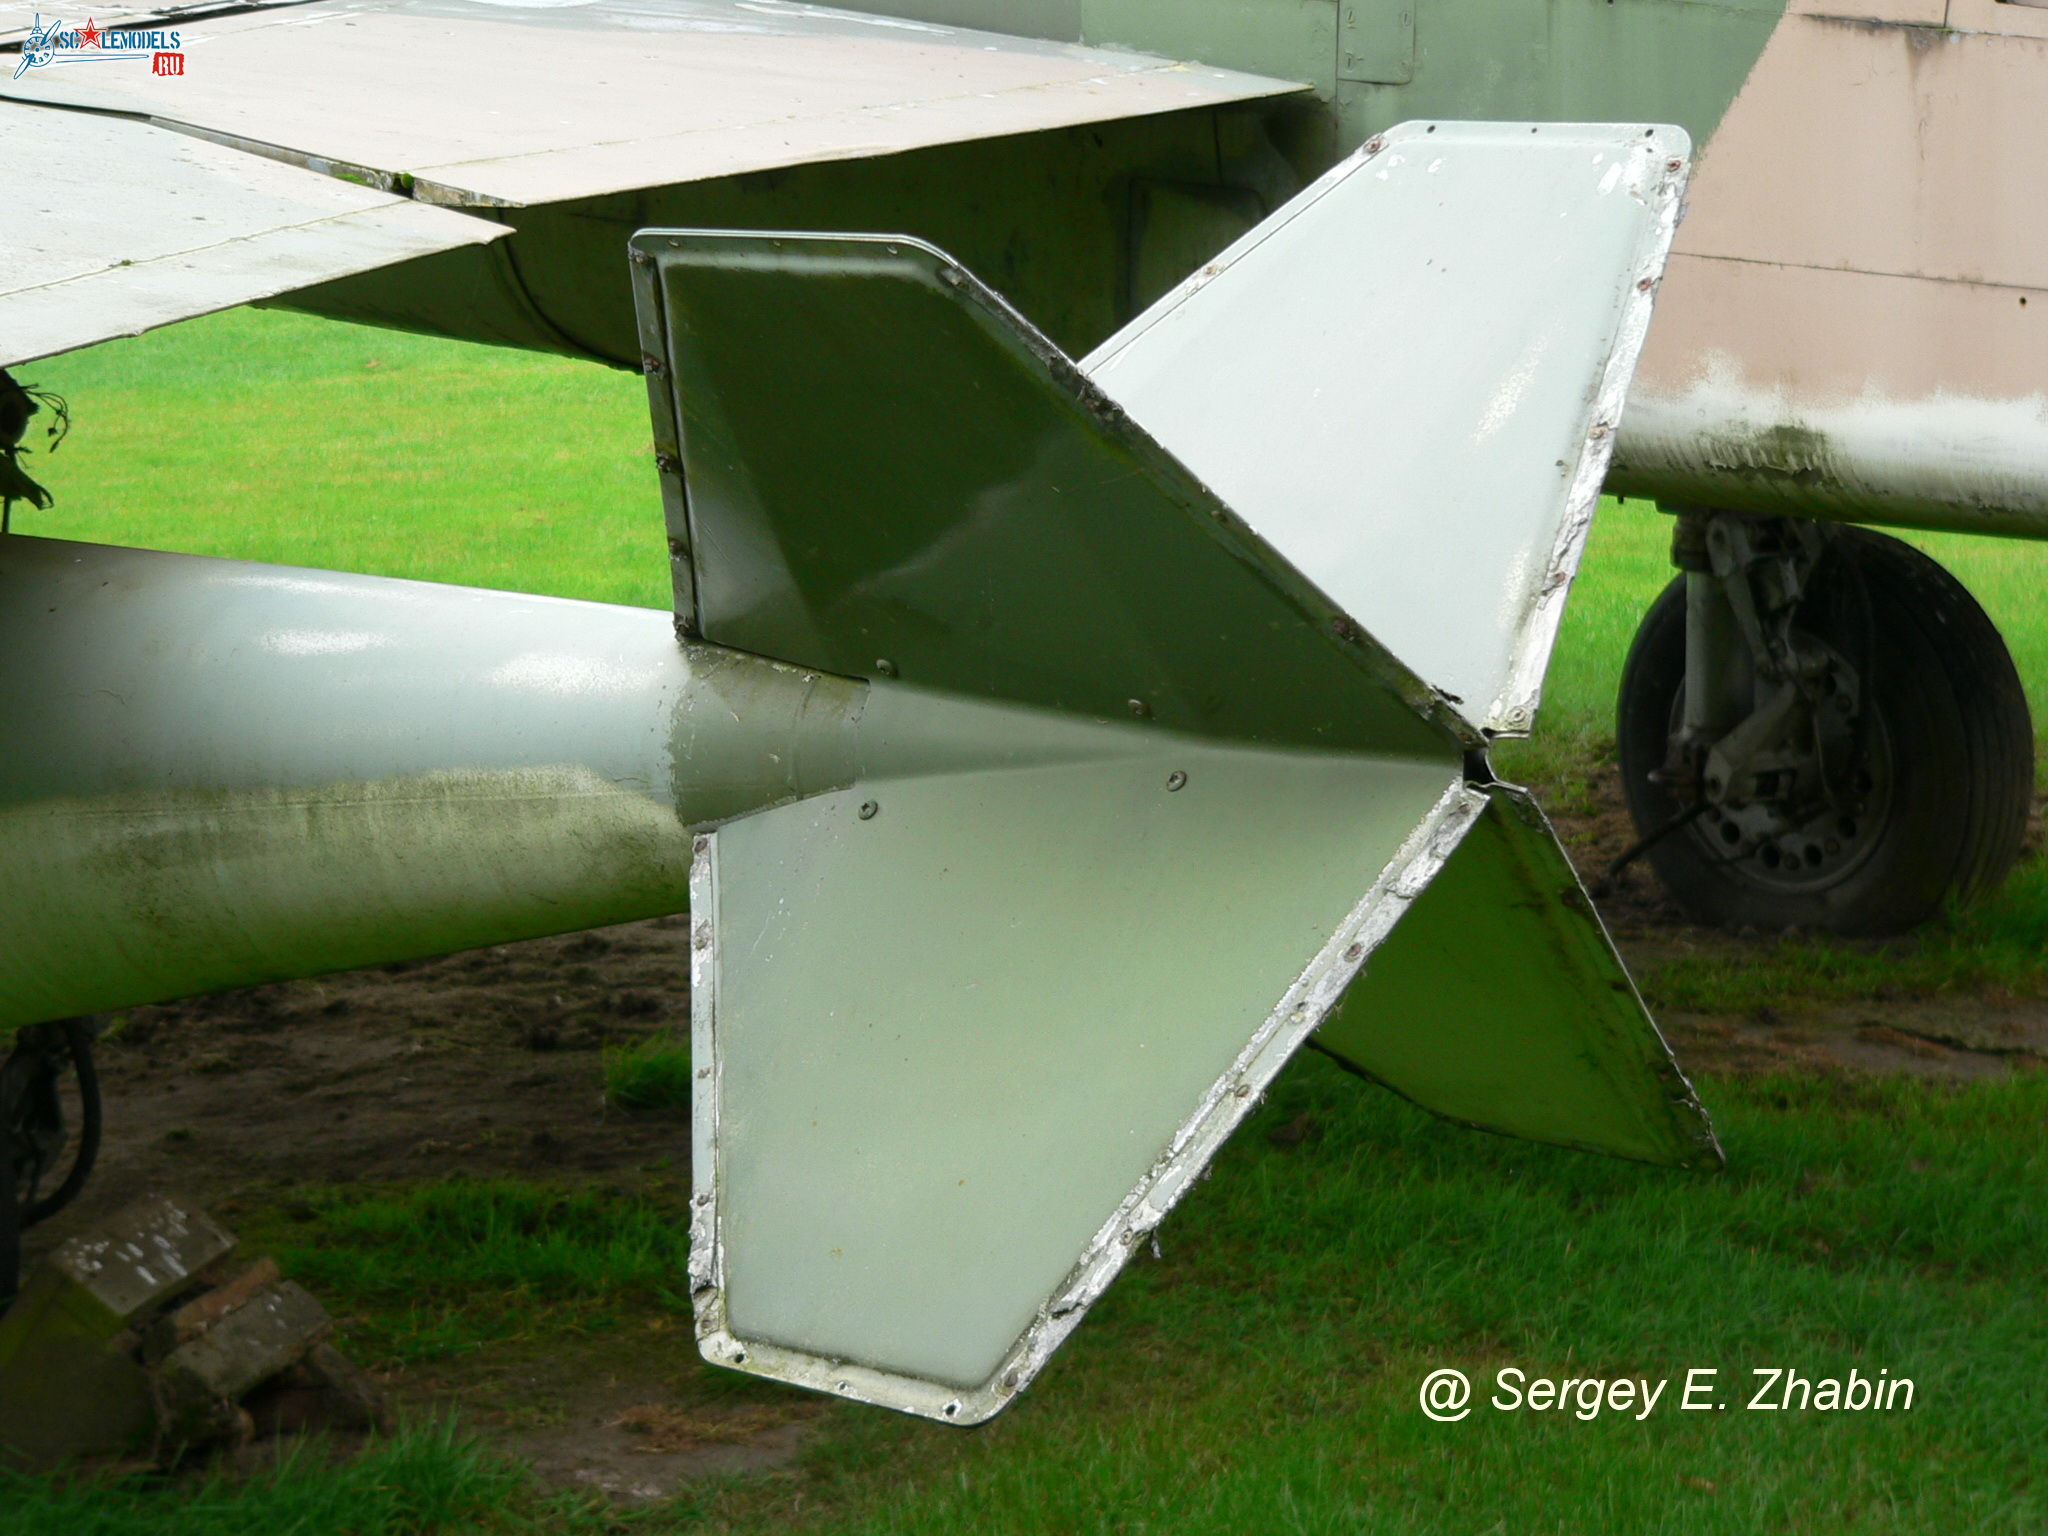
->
[15,916,797,1499]
[48,916,696,1236]
[388,1335,820,1504]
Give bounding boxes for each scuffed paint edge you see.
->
[689,776,1489,1425]
[628,235,698,636]
[1613,364,2048,537]
[1486,128,1692,737]
[1083,121,1695,744]
[686,835,722,1324]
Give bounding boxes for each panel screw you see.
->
[1329,615,1360,643]
[641,352,665,377]
[1232,1083,1252,1099]
[875,658,898,677]
[1635,277,1654,292]
[667,537,687,558]
[858,800,879,820]
[630,248,654,268]
[1127,698,1151,719]
[1165,770,1188,792]
[1363,136,1385,155]
[655,451,682,475]
[1665,157,1684,172]
[693,836,710,856]
[1344,942,1364,962]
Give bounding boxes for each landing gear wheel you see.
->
[1617,526,2032,936]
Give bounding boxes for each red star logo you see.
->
[77,16,101,45]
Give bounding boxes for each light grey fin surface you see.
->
[1083,121,1691,736]
[0,100,502,368]
[636,227,1467,756]
[691,684,1479,1423]
[1315,784,1721,1169]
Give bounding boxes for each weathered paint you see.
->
[1317,784,1719,1168]
[0,535,863,1028]
[1615,356,2048,535]
[637,225,1464,755]
[0,0,1297,209]
[693,696,1473,1418]
[1616,9,2048,531]
[0,101,501,369]
[0,768,696,1028]
[1085,122,1686,736]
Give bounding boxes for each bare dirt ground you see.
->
[18,767,2045,1495]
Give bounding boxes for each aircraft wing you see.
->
[0,0,1299,208]
[0,99,505,368]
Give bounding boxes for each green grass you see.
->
[0,1421,579,1536]
[190,1064,2048,1533]
[1645,859,2048,1012]
[605,1040,697,1113]
[237,1181,696,1363]
[8,308,669,607]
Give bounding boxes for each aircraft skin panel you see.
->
[1315,784,1721,1171]
[0,0,298,43]
[0,101,503,368]
[636,227,1468,759]
[693,719,1477,1421]
[1082,121,1689,739]
[1614,8,2048,536]
[0,0,1303,209]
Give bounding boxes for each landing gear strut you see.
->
[0,1020,101,1304]
[1616,510,2032,936]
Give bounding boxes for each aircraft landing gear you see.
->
[0,1019,101,1303]
[1615,510,2032,936]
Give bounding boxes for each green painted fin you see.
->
[631,228,1462,757]
[1315,784,1721,1169]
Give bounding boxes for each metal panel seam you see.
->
[688,773,1488,1423]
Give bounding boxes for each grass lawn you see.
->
[4,310,2044,1532]
[10,1065,2045,1534]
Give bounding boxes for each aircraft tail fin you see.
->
[631,121,1704,1423]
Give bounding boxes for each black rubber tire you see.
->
[1617,526,2032,936]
